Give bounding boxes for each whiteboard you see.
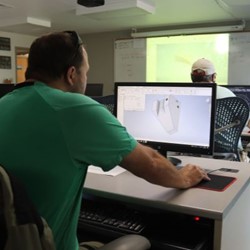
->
[229,32,250,85]
[114,32,250,85]
[114,39,146,82]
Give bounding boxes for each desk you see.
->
[83,156,250,250]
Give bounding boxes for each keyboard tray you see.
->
[79,199,146,234]
[78,197,214,250]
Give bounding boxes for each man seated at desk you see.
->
[191,58,245,155]
[0,31,209,250]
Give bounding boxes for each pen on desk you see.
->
[206,168,222,174]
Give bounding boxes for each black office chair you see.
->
[213,96,249,161]
[0,165,151,250]
[92,95,115,115]
[0,165,56,250]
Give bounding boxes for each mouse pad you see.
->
[195,174,236,191]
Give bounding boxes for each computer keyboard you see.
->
[78,199,146,234]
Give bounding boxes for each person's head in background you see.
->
[191,58,216,83]
[25,31,89,94]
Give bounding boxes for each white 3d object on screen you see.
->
[152,95,180,134]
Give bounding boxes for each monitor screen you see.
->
[114,82,216,157]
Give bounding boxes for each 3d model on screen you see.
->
[152,95,180,134]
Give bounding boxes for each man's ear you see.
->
[65,66,77,86]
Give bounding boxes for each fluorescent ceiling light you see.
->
[131,22,245,38]
[0,16,51,28]
[27,17,51,28]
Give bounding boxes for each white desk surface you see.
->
[84,156,250,221]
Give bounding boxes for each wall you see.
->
[83,30,130,95]
[0,31,36,83]
[0,29,130,92]
[83,29,250,94]
[2,27,249,94]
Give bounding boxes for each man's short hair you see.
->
[25,31,84,82]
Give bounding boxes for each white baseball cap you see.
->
[191,58,216,75]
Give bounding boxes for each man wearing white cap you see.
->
[191,58,235,99]
[191,58,245,153]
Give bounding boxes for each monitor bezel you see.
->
[114,82,217,156]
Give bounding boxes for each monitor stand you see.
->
[157,149,182,166]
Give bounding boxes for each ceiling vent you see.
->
[76,0,155,17]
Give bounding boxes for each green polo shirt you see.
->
[0,81,137,250]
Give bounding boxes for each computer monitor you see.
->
[85,83,103,97]
[223,85,250,108]
[114,82,216,160]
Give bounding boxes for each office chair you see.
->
[0,165,56,250]
[213,96,249,161]
[92,95,115,115]
[0,165,151,250]
[79,235,151,250]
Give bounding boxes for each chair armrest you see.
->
[98,235,151,250]
[213,152,237,161]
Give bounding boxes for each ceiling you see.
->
[0,0,250,37]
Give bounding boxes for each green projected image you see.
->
[146,34,229,85]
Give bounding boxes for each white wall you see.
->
[83,30,130,95]
[0,31,36,83]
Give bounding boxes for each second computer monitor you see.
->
[115,82,216,157]
[85,83,103,97]
[224,85,250,108]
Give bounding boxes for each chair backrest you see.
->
[0,165,56,250]
[1,165,150,250]
[92,95,115,115]
[214,97,249,161]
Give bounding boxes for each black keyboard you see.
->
[78,199,146,234]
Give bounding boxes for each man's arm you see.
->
[120,143,209,189]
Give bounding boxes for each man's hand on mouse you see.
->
[178,164,211,188]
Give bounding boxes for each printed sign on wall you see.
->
[0,56,11,69]
[0,37,11,51]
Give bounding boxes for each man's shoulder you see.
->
[217,85,236,99]
[34,83,95,109]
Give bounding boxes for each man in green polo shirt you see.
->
[0,31,209,250]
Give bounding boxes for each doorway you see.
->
[15,47,29,83]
